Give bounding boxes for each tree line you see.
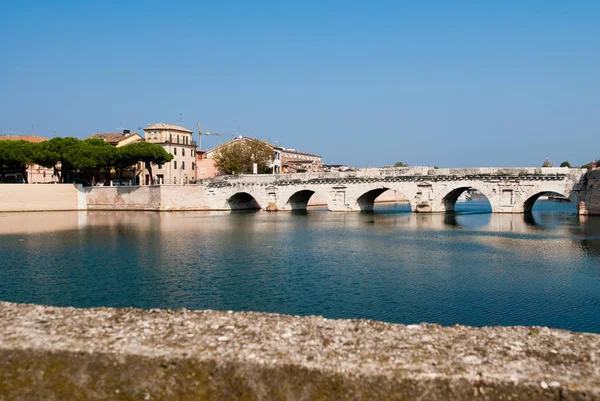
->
[0,137,173,184]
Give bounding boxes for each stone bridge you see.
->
[202,167,589,214]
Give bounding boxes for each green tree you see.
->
[213,139,274,175]
[393,161,408,167]
[560,161,571,168]
[68,139,118,182]
[0,140,37,183]
[118,142,173,185]
[34,137,81,182]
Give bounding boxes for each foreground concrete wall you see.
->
[0,184,84,211]
[0,302,598,401]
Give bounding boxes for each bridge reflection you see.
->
[0,207,586,235]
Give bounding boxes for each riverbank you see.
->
[0,168,597,214]
[0,301,598,400]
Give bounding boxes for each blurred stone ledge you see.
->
[0,301,598,400]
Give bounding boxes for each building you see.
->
[323,164,354,172]
[197,137,322,178]
[198,137,269,179]
[0,135,57,183]
[143,123,196,185]
[87,130,144,184]
[195,149,220,179]
[582,160,600,170]
[89,130,143,147]
[275,146,322,173]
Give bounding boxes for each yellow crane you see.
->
[196,122,203,150]
[196,121,240,150]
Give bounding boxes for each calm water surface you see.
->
[1,200,599,333]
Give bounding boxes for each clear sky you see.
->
[1,1,598,167]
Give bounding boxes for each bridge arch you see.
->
[353,187,413,212]
[286,190,316,211]
[226,192,261,210]
[441,186,492,213]
[356,188,390,211]
[523,191,574,213]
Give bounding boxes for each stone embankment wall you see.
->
[584,170,600,215]
[84,185,210,211]
[85,186,161,211]
[0,302,598,401]
[0,184,85,212]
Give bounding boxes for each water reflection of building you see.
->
[3,209,598,261]
[0,212,85,234]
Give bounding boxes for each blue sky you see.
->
[1,1,598,167]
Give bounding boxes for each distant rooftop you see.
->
[0,135,48,143]
[144,123,192,133]
[90,132,141,144]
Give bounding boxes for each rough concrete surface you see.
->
[0,301,599,400]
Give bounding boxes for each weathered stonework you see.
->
[197,167,589,214]
[0,302,599,400]
[583,170,600,216]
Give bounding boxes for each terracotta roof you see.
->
[90,133,141,144]
[144,123,192,133]
[0,135,48,143]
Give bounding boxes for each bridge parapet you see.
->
[203,167,586,184]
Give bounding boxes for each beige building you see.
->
[143,123,197,185]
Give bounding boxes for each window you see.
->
[192,162,195,170]
[169,134,172,142]
[182,148,186,156]
[174,148,177,155]
[200,167,206,176]
[174,161,177,169]
[185,136,189,145]
[158,164,162,170]
[182,161,185,170]
[177,135,180,144]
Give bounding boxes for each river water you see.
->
[0,200,599,333]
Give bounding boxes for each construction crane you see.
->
[196,121,240,150]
